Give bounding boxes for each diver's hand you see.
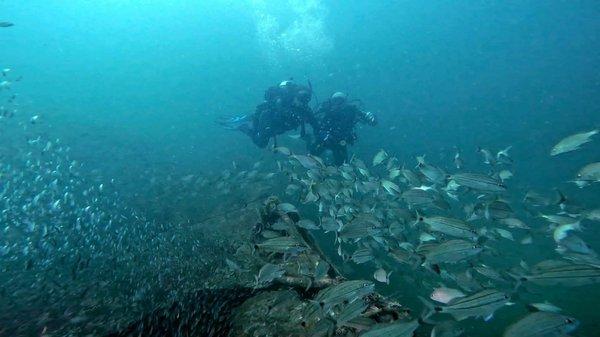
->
[364,111,377,125]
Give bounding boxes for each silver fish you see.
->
[424,240,483,264]
[401,167,422,186]
[402,188,436,206]
[277,202,298,214]
[418,215,478,240]
[496,146,513,164]
[572,162,600,187]
[526,301,562,313]
[451,173,506,192]
[431,320,464,337]
[372,149,388,166]
[296,219,320,230]
[338,215,382,242]
[255,263,285,286]
[321,216,341,233]
[500,217,530,230]
[315,280,375,309]
[584,208,600,221]
[255,236,306,254]
[520,260,600,287]
[485,199,513,219]
[389,168,402,180]
[402,188,448,210]
[430,287,465,304]
[454,150,463,169]
[351,248,375,264]
[431,289,512,321]
[503,312,579,337]
[556,234,595,256]
[478,147,496,165]
[381,179,401,195]
[290,154,322,170]
[272,146,292,156]
[493,227,515,241]
[361,320,419,337]
[336,298,368,326]
[550,129,598,156]
[473,264,510,283]
[498,169,513,181]
[418,162,447,184]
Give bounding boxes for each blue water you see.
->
[1,1,599,336]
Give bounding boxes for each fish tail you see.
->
[553,188,567,207]
[413,210,423,227]
[506,270,527,291]
[417,296,439,322]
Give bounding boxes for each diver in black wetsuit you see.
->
[219,80,317,148]
[310,92,377,165]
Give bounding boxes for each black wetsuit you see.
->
[246,84,317,148]
[311,100,377,165]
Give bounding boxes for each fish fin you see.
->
[305,278,313,292]
[417,295,441,322]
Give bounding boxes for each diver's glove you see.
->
[364,111,377,125]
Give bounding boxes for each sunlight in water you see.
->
[250,0,333,65]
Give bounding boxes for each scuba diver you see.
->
[310,92,377,165]
[218,80,317,148]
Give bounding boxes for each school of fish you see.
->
[1,68,599,337]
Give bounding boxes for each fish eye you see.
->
[565,318,574,324]
[504,294,510,299]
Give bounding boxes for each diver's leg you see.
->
[252,109,274,148]
[252,133,270,148]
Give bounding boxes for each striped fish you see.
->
[450,173,507,192]
[503,312,579,337]
[336,298,368,327]
[418,215,478,240]
[255,236,306,254]
[520,260,600,287]
[423,239,483,264]
[338,215,381,242]
[428,289,512,321]
[315,280,374,310]
[361,320,419,337]
[351,248,375,264]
